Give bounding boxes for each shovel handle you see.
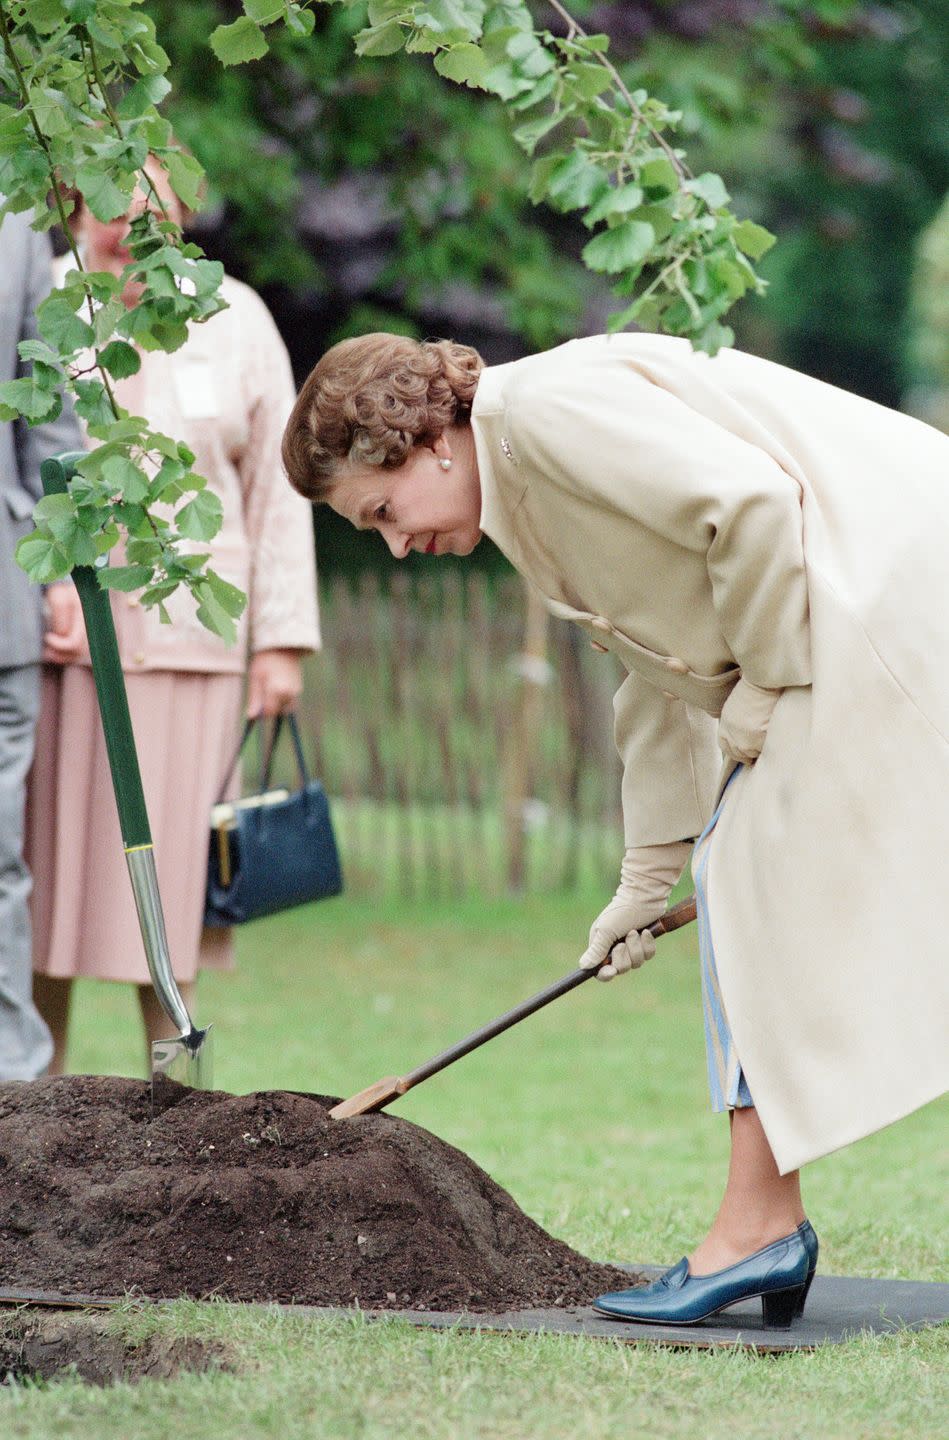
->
[41,455,151,848]
[399,893,697,1092]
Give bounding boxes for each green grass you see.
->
[7,886,947,1439]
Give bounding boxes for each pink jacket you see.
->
[77,274,320,674]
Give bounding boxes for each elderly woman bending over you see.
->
[280,329,949,1328]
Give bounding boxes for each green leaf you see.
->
[37,294,95,354]
[546,151,610,213]
[582,220,656,274]
[209,16,269,66]
[0,377,60,424]
[16,339,62,370]
[354,20,407,56]
[583,182,645,229]
[64,0,99,21]
[24,0,67,34]
[116,74,172,121]
[631,202,676,244]
[686,173,731,210]
[98,340,141,380]
[94,298,127,347]
[204,568,247,620]
[507,32,555,80]
[195,580,237,643]
[512,110,564,155]
[434,44,490,88]
[367,0,407,21]
[242,0,283,21]
[574,32,610,55]
[508,70,558,112]
[96,524,121,556]
[101,454,150,503]
[32,493,96,563]
[15,534,70,585]
[482,60,535,101]
[415,0,483,38]
[74,380,117,428]
[140,580,179,610]
[125,537,163,566]
[29,88,72,139]
[96,565,154,592]
[285,4,316,35]
[694,321,735,356]
[176,489,223,542]
[405,29,440,53]
[640,156,680,196]
[563,62,611,101]
[732,220,776,261]
[164,150,205,212]
[120,305,189,354]
[527,153,561,205]
[483,2,532,34]
[75,166,134,224]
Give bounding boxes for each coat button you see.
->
[590,616,611,633]
[133,652,145,665]
[666,656,689,674]
[127,596,139,609]
[590,640,608,653]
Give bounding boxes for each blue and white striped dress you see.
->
[692,769,754,1111]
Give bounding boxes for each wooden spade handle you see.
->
[398,893,697,1094]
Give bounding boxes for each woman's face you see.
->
[80,163,183,303]
[328,437,483,559]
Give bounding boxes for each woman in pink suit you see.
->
[28,162,320,1070]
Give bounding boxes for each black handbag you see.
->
[204,713,343,927]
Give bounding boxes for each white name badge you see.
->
[173,356,220,420]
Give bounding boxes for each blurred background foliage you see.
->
[141,0,949,574]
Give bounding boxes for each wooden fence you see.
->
[285,571,627,898]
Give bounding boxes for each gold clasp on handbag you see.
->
[210,790,290,889]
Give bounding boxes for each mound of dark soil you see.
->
[0,1076,635,1311]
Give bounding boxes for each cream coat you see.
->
[471,333,949,1173]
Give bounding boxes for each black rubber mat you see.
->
[2,1270,946,1353]
[325,1269,949,1352]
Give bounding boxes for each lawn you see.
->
[3,883,947,1439]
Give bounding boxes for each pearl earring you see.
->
[439,457,452,471]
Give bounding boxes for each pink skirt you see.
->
[27,665,243,984]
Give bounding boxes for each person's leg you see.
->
[31,974,73,1075]
[689,1106,805,1275]
[137,981,197,1068]
[0,664,53,1080]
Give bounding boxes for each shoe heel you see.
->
[794,1269,815,1319]
[761,1285,805,1329]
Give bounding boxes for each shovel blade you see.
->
[151,1025,213,1114]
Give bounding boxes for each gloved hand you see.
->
[579,840,693,981]
[718,677,782,766]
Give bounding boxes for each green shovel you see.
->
[41,454,212,1107]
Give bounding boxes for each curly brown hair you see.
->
[282,333,484,502]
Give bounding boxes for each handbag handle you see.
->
[215,713,310,805]
[262,713,310,789]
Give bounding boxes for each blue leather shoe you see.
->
[593,1226,814,1329]
[796,1218,819,1317]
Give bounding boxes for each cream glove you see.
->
[718,677,782,766]
[579,840,693,982]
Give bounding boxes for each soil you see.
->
[0,1311,230,1386]
[0,1076,636,1311]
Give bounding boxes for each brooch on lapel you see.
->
[499,435,517,463]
